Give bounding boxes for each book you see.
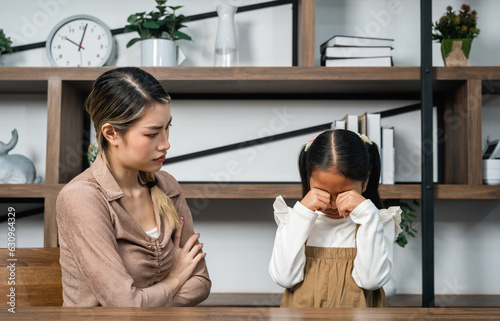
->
[321,56,392,67]
[358,112,381,150]
[333,120,345,130]
[382,107,439,183]
[320,35,394,53]
[322,46,392,58]
[381,127,395,184]
[342,114,358,133]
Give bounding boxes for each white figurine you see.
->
[0,129,42,184]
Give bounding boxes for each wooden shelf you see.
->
[0,184,63,198]
[200,292,500,307]
[179,183,500,200]
[2,66,499,95]
[2,183,498,200]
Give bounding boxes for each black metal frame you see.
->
[420,0,435,307]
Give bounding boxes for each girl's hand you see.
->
[160,218,206,294]
[336,190,366,218]
[300,188,332,212]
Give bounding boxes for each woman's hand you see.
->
[300,188,332,212]
[336,190,366,218]
[160,218,206,295]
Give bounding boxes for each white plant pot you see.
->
[141,39,178,67]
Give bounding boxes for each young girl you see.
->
[56,67,210,307]
[269,129,402,308]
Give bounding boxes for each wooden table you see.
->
[1,307,499,320]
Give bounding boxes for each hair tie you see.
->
[304,137,316,152]
[146,178,158,189]
[358,133,373,145]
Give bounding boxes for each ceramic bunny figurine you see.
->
[0,129,42,184]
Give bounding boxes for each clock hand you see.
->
[78,23,88,52]
[65,37,85,50]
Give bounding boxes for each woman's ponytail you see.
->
[140,171,180,230]
[362,142,383,209]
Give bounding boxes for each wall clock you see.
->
[46,15,115,67]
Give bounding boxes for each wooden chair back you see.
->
[0,248,62,306]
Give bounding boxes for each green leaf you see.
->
[126,38,143,48]
[396,234,408,248]
[127,14,139,24]
[173,30,191,41]
[143,21,162,29]
[124,25,139,33]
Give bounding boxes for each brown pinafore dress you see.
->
[280,226,386,308]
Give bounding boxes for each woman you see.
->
[56,67,210,307]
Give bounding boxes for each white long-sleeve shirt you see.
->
[269,196,401,291]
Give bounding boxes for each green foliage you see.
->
[432,4,480,42]
[124,0,191,48]
[383,199,419,248]
[0,29,13,54]
[87,144,100,165]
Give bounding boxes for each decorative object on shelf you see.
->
[46,15,116,67]
[483,159,500,185]
[125,0,191,67]
[482,138,500,185]
[383,199,418,248]
[0,129,42,184]
[381,199,418,298]
[432,4,480,67]
[214,3,238,67]
[87,143,100,166]
[0,29,13,57]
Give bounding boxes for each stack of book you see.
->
[320,35,394,67]
[334,113,394,184]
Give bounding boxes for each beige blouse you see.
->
[56,153,211,307]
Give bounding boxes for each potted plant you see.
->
[432,4,480,66]
[124,0,191,67]
[384,199,418,248]
[0,29,13,57]
[382,199,419,298]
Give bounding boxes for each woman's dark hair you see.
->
[85,67,179,228]
[298,129,382,209]
[85,67,171,154]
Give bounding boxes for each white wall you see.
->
[0,0,499,297]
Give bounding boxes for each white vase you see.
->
[383,278,397,299]
[214,4,238,67]
[141,39,177,67]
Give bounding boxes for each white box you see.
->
[483,160,500,185]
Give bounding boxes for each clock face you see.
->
[47,16,114,67]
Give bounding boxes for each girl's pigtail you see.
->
[298,146,310,197]
[362,142,383,209]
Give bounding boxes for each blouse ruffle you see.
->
[273,195,292,226]
[380,206,403,241]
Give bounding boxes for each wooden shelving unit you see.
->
[1,66,500,246]
[1,0,498,253]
